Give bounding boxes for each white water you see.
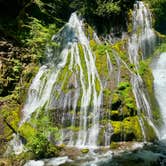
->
[24,156,71,166]
[152,53,166,139]
[129,1,155,67]
[128,1,159,141]
[5,134,24,156]
[132,1,155,58]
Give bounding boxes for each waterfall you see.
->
[128,1,155,68]
[19,13,103,148]
[128,1,159,141]
[152,53,166,139]
[13,1,160,153]
[132,1,156,58]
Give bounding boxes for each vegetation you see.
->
[81,148,89,153]
[19,114,60,159]
[144,0,166,34]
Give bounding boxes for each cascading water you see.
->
[128,1,155,68]
[152,53,166,139]
[12,1,160,155]
[19,13,103,148]
[132,1,156,58]
[128,1,159,140]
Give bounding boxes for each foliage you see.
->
[26,133,58,159]
[110,142,119,149]
[26,18,58,62]
[79,0,135,16]
[19,115,60,158]
[0,101,20,136]
[95,1,121,16]
[144,0,166,33]
[0,57,22,96]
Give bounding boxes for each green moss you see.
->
[110,142,119,149]
[111,116,143,141]
[90,40,98,51]
[95,47,108,76]
[124,98,137,112]
[18,123,36,141]
[54,52,74,94]
[138,59,161,126]
[118,82,130,90]
[78,44,88,87]
[111,121,122,141]
[100,119,109,126]
[81,148,89,154]
[1,101,20,137]
[127,9,133,33]
[95,78,101,95]
[112,40,129,63]
[123,116,143,141]
[84,23,94,40]
[111,110,119,117]
[111,93,121,110]
[103,88,111,97]
[93,44,113,79]
[138,60,150,76]
[67,126,80,132]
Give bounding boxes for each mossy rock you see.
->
[81,148,89,154]
[18,123,36,142]
[111,121,122,141]
[110,110,121,121]
[0,100,20,141]
[111,93,121,110]
[111,116,143,141]
[110,142,119,149]
[67,126,80,132]
[117,82,130,90]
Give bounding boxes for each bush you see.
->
[19,115,60,159]
[26,18,58,62]
[26,133,58,159]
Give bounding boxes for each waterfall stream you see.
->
[152,53,166,139]
[128,1,159,141]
